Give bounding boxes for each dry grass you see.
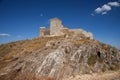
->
[0,36,64,69]
[14,73,56,80]
[71,38,93,45]
[0,72,56,80]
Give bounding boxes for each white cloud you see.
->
[102,4,111,11]
[102,12,107,15]
[93,1,120,15]
[0,33,11,37]
[95,7,102,13]
[95,4,111,14]
[108,2,120,7]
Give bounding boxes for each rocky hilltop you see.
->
[0,35,120,80]
[0,18,120,80]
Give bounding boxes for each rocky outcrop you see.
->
[0,37,120,80]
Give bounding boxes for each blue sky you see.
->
[0,0,120,49]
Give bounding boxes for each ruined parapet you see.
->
[50,18,63,36]
[81,30,93,39]
[70,29,83,34]
[69,29,93,39]
[40,27,50,37]
[40,27,46,37]
[87,32,93,39]
[60,28,70,36]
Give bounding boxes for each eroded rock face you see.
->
[0,38,120,80]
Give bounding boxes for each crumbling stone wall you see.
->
[40,27,50,37]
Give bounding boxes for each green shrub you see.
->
[87,54,97,66]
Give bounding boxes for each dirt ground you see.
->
[63,71,120,80]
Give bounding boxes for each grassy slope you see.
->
[0,36,65,69]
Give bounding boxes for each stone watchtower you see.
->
[50,18,63,36]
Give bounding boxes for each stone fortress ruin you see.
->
[40,18,93,39]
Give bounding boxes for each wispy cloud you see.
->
[108,2,120,7]
[40,13,43,17]
[91,13,95,16]
[0,33,11,37]
[92,1,120,15]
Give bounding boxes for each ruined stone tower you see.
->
[50,18,63,36]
